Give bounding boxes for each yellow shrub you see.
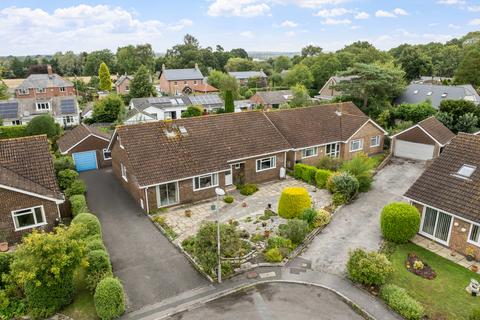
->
[278,187,311,219]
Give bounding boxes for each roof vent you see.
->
[335,110,342,116]
[179,126,188,136]
[441,93,448,98]
[455,164,476,179]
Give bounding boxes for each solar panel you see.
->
[60,99,77,114]
[0,102,19,119]
[189,94,222,105]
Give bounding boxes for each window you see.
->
[370,136,380,147]
[11,120,21,126]
[63,115,74,126]
[36,87,46,93]
[36,102,51,111]
[469,224,480,245]
[11,206,46,231]
[174,81,178,86]
[193,173,219,191]
[350,139,363,152]
[59,87,66,92]
[256,156,276,172]
[103,149,112,160]
[125,86,130,92]
[184,81,187,85]
[17,88,29,95]
[194,80,198,85]
[156,182,179,207]
[325,143,340,158]
[301,147,318,159]
[121,163,128,181]
[164,111,177,120]
[234,163,241,169]
[420,207,452,244]
[456,164,476,178]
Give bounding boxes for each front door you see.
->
[225,170,233,186]
[232,163,245,185]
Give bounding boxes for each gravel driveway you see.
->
[300,158,425,274]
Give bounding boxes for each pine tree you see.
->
[98,62,112,91]
[129,65,155,98]
[224,90,234,113]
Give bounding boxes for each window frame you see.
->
[468,223,480,247]
[121,163,128,182]
[370,135,380,148]
[17,88,29,95]
[325,143,340,158]
[419,206,453,245]
[301,146,318,159]
[349,139,363,152]
[59,86,66,92]
[63,115,75,126]
[36,101,51,111]
[36,87,46,93]
[103,148,112,160]
[256,156,276,172]
[11,205,47,231]
[156,182,179,207]
[193,173,219,191]
[11,120,21,126]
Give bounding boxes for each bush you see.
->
[181,236,196,254]
[293,164,318,184]
[341,153,375,192]
[278,187,311,219]
[326,172,359,202]
[224,195,234,203]
[346,248,393,286]
[279,219,310,244]
[470,308,480,320]
[313,209,331,228]
[317,157,343,171]
[94,277,125,320]
[264,248,283,262]
[85,238,107,253]
[315,169,333,188]
[380,284,424,320]
[0,125,27,139]
[25,114,61,139]
[70,194,88,216]
[72,213,102,239]
[380,202,420,243]
[267,236,293,251]
[86,250,112,292]
[54,156,75,174]
[57,169,79,190]
[0,253,12,288]
[65,179,87,197]
[300,208,317,227]
[238,184,258,196]
[332,193,348,206]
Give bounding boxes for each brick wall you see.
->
[158,75,203,95]
[116,79,131,95]
[67,135,111,168]
[342,122,384,160]
[242,152,286,184]
[16,86,75,99]
[0,188,59,244]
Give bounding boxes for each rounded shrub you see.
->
[54,156,75,174]
[94,277,125,320]
[347,248,393,286]
[315,169,333,189]
[239,184,258,196]
[380,202,420,243]
[70,194,88,217]
[380,284,424,320]
[326,172,359,202]
[278,187,311,219]
[65,179,87,197]
[57,169,79,190]
[313,209,331,228]
[279,219,310,244]
[25,114,60,139]
[300,208,317,226]
[86,250,112,292]
[264,248,283,262]
[72,213,102,239]
[223,195,234,204]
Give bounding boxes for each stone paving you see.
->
[157,177,331,244]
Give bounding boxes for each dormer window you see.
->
[456,164,476,178]
[36,102,51,111]
[36,87,46,93]
[18,88,29,95]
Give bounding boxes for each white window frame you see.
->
[36,87,46,93]
[63,115,75,126]
[59,87,66,92]
[349,139,363,152]
[468,223,480,247]
[193,173,219,191]
[36,102,51,111]
[11,205,47,231]
[419,206,453,246]
[103,148,112,160]
[325,143,340,158]
[256,156,276,172]
[301,147,318,159]
[121,163,128,182]
[370,135,380,148]
[11,120,21,126]
[17,88,29,95]
[125,85,130,92]
[156,182,179,207]
[118,137,124,149]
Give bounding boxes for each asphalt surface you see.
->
[301,158,425,274]
[80,168,208,312]
[171,282,364,320]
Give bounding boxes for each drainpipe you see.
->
[144,187,150,214]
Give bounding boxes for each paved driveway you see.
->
[300,158,425,274]
[80,169,208,312]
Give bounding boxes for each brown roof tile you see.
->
[405,133,480,222]
[418,116,455,146]
[58,124,111,153]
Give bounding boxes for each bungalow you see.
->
[228,70,267,87]
[317,75,356,101]
[57,124,112,172]
[391,116,455,161]
[0,135,64,244]
[250,90,293,109]
[405,133,480,258]
[15,65,75,99]
[115,75,133,95]
[159,64,205,95]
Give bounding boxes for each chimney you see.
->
[162,64,166,71]
[47,65,53,77]
[194,63,199,70]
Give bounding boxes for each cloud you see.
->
[285,31,296,37]
[315,8,349,17]
[375,10,396,18]
[240,30,255,38]
[207,0,270,17]
[468,5,480,12]
[393,8,408,16]
[354,11,369,19]
[281,20,298,27]
[290,0,349,9]
[428,22,439,27]
[436,0,465,4]
[350,25,361,30]
[321,18,351,25]
[469,18,480,26]
[166,19,193,31]
[448,23,461,29]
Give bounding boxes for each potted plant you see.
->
[466,247,475,262]
[471,265,479,273]
[0,233,8,252]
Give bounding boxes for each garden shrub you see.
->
[267,236,293,250]
[315,169,333,189]
[54,156,75,174]
[224,195,234,203]
[70,194,88,216]
[0,253,12,288]
[317,157,343,171]
[57,169,79,190]
[470,308,480,320]
[181,236,196,255]
[300,208,317,227]
[346,248,393,286]
[278,187,311,219]
[0,125,27,139]
[85,238,107,253]
[65,179,87,197]
[332,193,348,206]
[25,114,61,139]
[294,163,306,180]
[86,250,113,293]
[264,248,283,262]
[279,219,310,244]
[380,284,424,320]
[326,172,359,202]
[72,213,102,239]
[94,277,125,320]
[294,164,317,184]
[380,202,420,243]
[238,184,258,196]
[313,209,331,228]
[341,153,375,192]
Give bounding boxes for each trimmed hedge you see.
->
[85,238,107,253]
[380,202,420,243]
[380,284,424,320]
[278,187,311,219]
[94,277,125,320]
[293,163,318,185]
[0,125,27,139]
[315,169,333,188]
[58,169,79,190]
[86,250,113,292]
[346,248,393,286]
[72,213,102,239]
[70,194,88,217]
[65,179,87,197]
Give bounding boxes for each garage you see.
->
[394,140,434,160]
[73,151,98,172]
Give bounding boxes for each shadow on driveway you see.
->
[80,168,208,312]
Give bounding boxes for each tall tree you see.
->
[273,56,292,73]
[224,90,234,113]
[84,49,116,76]
[398,47,433,81]
[289,84,310,108]
[92,94,125,123]
[455,43,480,87]
[98,62,112,91]
[225,57,256,72]
[301,45,323,57]
[129,65,155,98]
[283,64,314,88]
[0,78,9,100]
[116,44,156,74]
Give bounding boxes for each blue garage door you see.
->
[73,151,98,172]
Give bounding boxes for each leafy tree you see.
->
[53,51,83,76]
[129,65,155,98]
[438,100,480,133]
[84,49,116,76]
[224,90,234,113]
[436,112,454,131]
[98,62,112,91]
[289,84,310,107]
[92,94,125,123]
[225,57,256,72]
[181,106,203,118]
[456,113,478,133]
[338,41,391,65]
[116,44,156,74]
[0,78,9,100]
[398,47,433,81]
[25,114,61,139]
[273,55,292,73]
[301,45,322,57]
[230,48,249,59]
[455,42,480,87]
[308,53,342,89]
[283,64,314,88]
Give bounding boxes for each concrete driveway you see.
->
[300,158,425,274]
[80,169,208,312]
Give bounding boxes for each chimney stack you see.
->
[47,64,53,77]
[162,64,166,71]
[194,63,199,70]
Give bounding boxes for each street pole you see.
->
[216,193,221,283]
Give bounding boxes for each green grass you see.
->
[387,243,480,320]
[62,268,98,320]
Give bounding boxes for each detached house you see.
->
[228,70,267,87]
[159,64,206,95]
[0,135,64,244]
[405,133,480,258]
[15,65,75,99]
[250,90,293,109]
[107,102,386,212]
[115,75,133,95]
[317,75,356,101]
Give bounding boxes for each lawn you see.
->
[387,243,480,320]
[61,268,98,320]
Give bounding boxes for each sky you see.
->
[0,0,479,56]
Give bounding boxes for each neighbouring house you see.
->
[0,96,80,127]
[250,90,293,109]
[158,64,205,95]
[191,82,219,94]
[394,83,480,109]
[106,102,386,211]
[115,75,133,95]
[57,124,112,172]
[228,70,268,87]
[234,100,254,112]
[317,75,356,101]
[81,103,94,120]
[0,135,64,244]
[412,76,453,85]
[15,65,75,99]
[405,133,480,258]
[391,116,455,161]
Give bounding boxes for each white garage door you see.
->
[394,140,435,161]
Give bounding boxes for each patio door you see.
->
[420,207,452,244]
[156,182,179,208]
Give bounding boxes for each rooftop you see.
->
[16,73,73,90]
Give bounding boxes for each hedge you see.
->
[85,250,113,292]
[293,163,317,184]
[94,277,125,320]
[72,213,102,239]
[238,184,258,196]
[70,194,88,217]
[0,125,27,139]
[85,238,107,253]
[315,169,333,188]
[57,169,79,190]
[65,179,87,197]
[278,187,311,219]
[380,202,420,243]
[380,284,424,320]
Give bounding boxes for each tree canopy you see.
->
[129,65,155,98]
[98,62,112,91]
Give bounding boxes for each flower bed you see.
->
[405,253,436,280]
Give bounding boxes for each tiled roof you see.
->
[0,135,62,200]
[16,74,73,90]
[405,133,480,222]
[58,124,111,153]
[253,90,293,105]
[418,116,455,146]
[192,83,219,93]
[162,68,204,81]
[115,75,133,86]
[228,71,267,79]
[265,102,371,149]
[0,96,79,120]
